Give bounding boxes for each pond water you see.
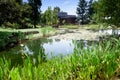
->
[0,38,97,67]
[0,38,95,59]
[0,29,120,65]
[98,29,120,35]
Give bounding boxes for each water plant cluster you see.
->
[0,38,120,80]
[0,31,24,50]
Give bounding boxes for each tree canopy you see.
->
[76,0,87,24]
[54,6,60,13]
[28,0,42,28]
[41,7,59,26]
[0,0,21,26]
[76,0,94,24]
[93,0,120,27]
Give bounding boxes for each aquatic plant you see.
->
[0,38,120,80]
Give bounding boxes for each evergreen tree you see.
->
[28,0,42,28]
[76,0,87,24]
[87,0,94,20]
[54,6,60,13]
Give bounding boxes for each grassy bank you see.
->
[0,38,120,80]
[61,25,79,29]
[0,26,55,49]
[0,31,24,50]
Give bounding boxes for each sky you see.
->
[23,0,79,15]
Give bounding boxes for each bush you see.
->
[0,31,24,51]
[3,22,20,29]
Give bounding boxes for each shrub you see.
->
[3,22,20,29]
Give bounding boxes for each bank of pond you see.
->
[0,29,120,80]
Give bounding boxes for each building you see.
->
[58,12,76,24]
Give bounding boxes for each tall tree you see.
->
[76,0,87,24]
[41,7,59,26]
[54,6,60,13]
[0,0,22,25]
[93,0,120,27]
[28,0,42,28]
[15,0,23,5]
[87,0,94,20]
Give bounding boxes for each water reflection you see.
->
[1,29,120,66]
[99,29,120,35]
[43,39,74,57]
[0,38,96,59]
[23,39,95,58]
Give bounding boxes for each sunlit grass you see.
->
[61,25,79,29]
[41,26,56,37]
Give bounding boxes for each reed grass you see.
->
[0,38,120,80]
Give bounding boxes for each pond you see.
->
[98,29,120,35]
[0,38,97,67]
[0,29,120,66]
[0,38,95,59]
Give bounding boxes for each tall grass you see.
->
[0,38,120,80]
[41,26,55,37]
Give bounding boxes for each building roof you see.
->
[58,12,76,18]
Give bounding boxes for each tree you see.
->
[76,0,87,24]
[20,3,33,28]
[28,0,42,28]
[54,6,60,13]
[41,7,59,27]
[0,0,22,26]
[87,0,94,21]
[15,0,23,5]
[93,0,120,27]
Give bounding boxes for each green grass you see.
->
[0,26,56,40]
[0,38,120,80]
[81,24,120,30]
[0,31,24,49]
[61,25,79,29]
[60,24,110,30]
[80,24,106,30]
[41,26,56,37]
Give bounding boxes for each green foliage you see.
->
[0,31,24,50]
[0,0,22,25]
[0,38,120,79]
[53,6,60,13]
[15,0,23,5]
[28,0,42,28]
[21,18,33,28]
[41,26,55,37]
[87,0,94,20]
[61,25,79,29]
[20,3,33,28]
[0,0,33,29]
[76,0,95,24]
[76,0,88,24]
[3,22,20,29]
[41,7,59,26]
[93,0,120,27]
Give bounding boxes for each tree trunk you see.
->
[34,20,36,28]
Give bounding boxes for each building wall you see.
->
[58,12,76,25]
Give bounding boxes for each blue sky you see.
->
[23,0,79,15]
